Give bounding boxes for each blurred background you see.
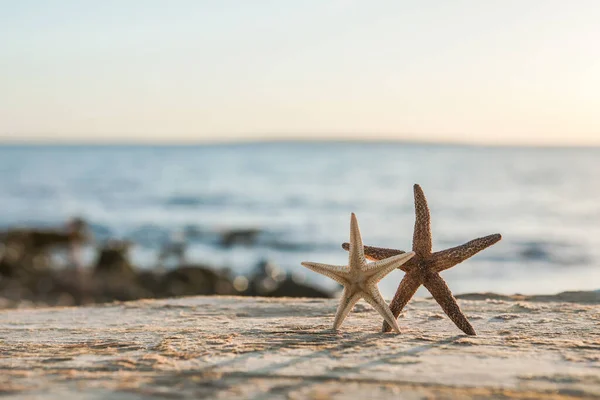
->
[0,1,598,307]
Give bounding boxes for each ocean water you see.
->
[0,142,599,298]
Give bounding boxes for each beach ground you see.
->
[1,294,598,399]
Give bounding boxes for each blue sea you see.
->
[0,142,598,298]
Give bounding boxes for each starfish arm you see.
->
[382,273,421,332]
[422,272,476,335]
[347,213,366,269]
[412,184,432,257]
[362,288,401,333]
[341,243,412,272]
[332,287,363,330]
[432,234,502,273]
[364,252,415,283]
[300,262,349,286]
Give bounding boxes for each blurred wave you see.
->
[0,142,598,297]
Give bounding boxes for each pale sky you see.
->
[1,1,599,145]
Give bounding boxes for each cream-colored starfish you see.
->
[301,213,415,333]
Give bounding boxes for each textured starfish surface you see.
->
[342,184,501,335]
[301,213,415,333]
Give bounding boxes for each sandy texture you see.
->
[0,295,599,399]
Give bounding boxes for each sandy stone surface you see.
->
[0,295,599,399]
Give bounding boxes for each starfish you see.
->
[301,213,415,333]
[342,184,501,335]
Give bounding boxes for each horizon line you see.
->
[0,137,598,149]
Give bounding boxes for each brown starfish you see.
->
[342,184,501,335]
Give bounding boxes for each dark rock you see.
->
[92,240,136,279]
[0,217,92,275]
[245,259,333,298]
[160,265,236,297]
[220,229,261,248]
[261,278,332,298]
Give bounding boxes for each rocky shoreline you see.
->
[2,220,598,310]
[0,258,335,309]
[0,222,335,309]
